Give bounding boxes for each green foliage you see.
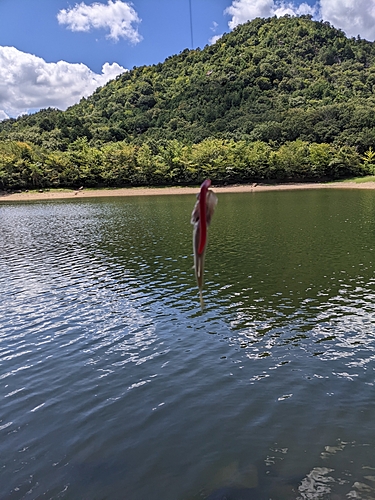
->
[0,138,368,190]
[1,16,375,188]
[270,140,310,179]
[309,143,333,177]
[361,146,375,174]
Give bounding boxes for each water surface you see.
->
[2,189,375,499]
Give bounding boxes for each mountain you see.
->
[2,15,375,150]
[1,15,375,189]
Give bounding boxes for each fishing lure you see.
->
[191,179,217,309]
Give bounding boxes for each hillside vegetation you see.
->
[2,15,375,189]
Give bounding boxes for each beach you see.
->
[2,181,375,202]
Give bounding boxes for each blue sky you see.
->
[0,0,375,120]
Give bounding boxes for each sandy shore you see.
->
[1,181,375,202]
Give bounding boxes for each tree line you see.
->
[1,137,374,191]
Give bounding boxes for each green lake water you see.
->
[1,188,375,499]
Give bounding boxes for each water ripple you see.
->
[2,192,375,499]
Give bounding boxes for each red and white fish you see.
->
[191,179,217,309]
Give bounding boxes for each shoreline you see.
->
[2,181,375,202]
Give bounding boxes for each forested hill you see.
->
[2,15,375,190]
[2,15,375,149]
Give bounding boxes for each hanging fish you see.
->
[191,179,218,309]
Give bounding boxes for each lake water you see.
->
[2,189,375,499]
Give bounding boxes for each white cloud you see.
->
[225,0,375,41]
[320,0,375,41]
[274,2,316,17]
[209,34,223,45]
[57,0,142,43]
[226,0,274,28]
[0,46,126,119]
[208,20,223,44]
[225,0,317,29]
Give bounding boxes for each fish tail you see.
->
[199,289,204,311]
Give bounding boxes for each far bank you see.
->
[3,180,375,202]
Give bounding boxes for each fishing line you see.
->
[189,0,194,48]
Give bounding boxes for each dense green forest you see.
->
[2,15,375,189]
